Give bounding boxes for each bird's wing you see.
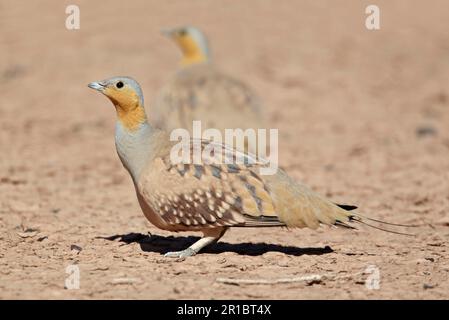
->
[137,139,281,230]
[152,64,264,132]
[205,66,262,114]
[137,138,354,231]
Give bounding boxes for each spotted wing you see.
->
[137,139,282,230]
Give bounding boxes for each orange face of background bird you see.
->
[162,26,210,66]
[88,77,146,131]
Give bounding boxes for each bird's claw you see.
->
[164,248,197,258]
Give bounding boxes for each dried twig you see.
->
[216,272,363,286]
[216,274,324,285]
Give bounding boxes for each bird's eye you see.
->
[178,29,187,37]
[116,81,124,89]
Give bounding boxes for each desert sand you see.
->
[0,0,448,299]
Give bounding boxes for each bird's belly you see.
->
[135,191,177,231]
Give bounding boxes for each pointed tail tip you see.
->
[348,214,418,237]
[335,202,421,235]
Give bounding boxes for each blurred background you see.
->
[0,0,448,299]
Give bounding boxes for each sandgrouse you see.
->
[153,26,265,141]
[88,76,406,258]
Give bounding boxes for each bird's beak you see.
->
[87,81,106,92]
[160,28,174,38]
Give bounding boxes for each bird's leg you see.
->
[164,228,227,258]
[164,237,215,258]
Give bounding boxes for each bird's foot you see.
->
[164,247,197,258]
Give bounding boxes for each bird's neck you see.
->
[181,54,208,66]
[115,103,147,132]
[114,107,154,182]
[180,44,208,67]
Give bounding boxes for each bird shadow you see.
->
[98,232,333,257]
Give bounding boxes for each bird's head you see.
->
[88,76,147,131]
[162,26,210,67]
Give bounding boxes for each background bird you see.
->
[88,76,410,258]
[153,26,266,152]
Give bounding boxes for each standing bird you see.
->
[153,26,265,143]
[88,77,410,258]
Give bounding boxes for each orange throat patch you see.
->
[116,105,147,132]
[181,53,207,66]
[103,86,148,132]
[176,35,208,67]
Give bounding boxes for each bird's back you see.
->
[153,63,265,134]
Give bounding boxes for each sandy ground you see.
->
[1,0,449,299]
